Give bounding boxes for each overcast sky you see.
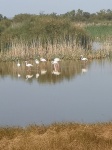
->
[0,0,112,18]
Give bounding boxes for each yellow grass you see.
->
[0,122,112,150]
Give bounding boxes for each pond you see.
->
[0,58,112,126]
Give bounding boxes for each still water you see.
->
[0,59,112,126]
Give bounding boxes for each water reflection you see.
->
[81,68,88,74]
[0,59,112,126]
[26,75,33,80]
[17,73,21,78]
[92,41,102,50]
[0,60,91,84]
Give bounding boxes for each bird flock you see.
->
[17,57,61,79]
[17,55,88,80]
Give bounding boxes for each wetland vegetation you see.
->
[0,9,112,61]
[0,9,112,149]
[0,122,112,150]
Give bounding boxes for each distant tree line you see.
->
[0,8,112,35]
[61,9,112,22]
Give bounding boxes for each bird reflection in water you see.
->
[17,73,21,78]
[26,75,33,80]
[81,68,88,74]
[36,73,39,78]
[35,64,40,78]
[17,60,20,67]
[40,69,47,75]
[81,63,88,74]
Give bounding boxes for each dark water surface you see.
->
[0,59,112,126]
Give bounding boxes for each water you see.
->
[0,59,112,126]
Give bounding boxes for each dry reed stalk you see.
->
[0,36,111,61]
[0,123,112,150]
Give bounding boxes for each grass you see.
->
[0,24,112,61]
[0,122,112,150]
[85,25,112,57]
[85,25,112,40]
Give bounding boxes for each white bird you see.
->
[17,60,20,67]
[54,58,61,62]
[80,55,88,61]
[40,57,46,62]
[51,60,59,65]
[52,70,61,75]
[25,61,33,67]
[35,59,39,64]
[51,60,59,71]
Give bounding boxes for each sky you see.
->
[0,0,112,18]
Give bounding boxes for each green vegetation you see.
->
[85,25,112,57]
[0,122,112,150]
[85,25,112,40]
[0,14,91,61]
[0,9,112,61]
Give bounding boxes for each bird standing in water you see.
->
[40,58,46,62]
[80,55,88,61]
[25,61,33,67]
[35,59,39,64]
[54,58,61,62]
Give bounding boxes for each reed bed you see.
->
[0,35,111,61]
[0,38,91,61]
[0,37,111,62]
[0,122,112,150]
[84,25,112,59]
[0,22,112,61]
